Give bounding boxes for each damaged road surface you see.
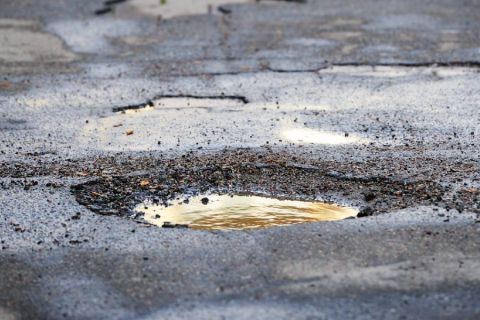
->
[1,0,480,319]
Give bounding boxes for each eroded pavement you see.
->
[0,0,480,319]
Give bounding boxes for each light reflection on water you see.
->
[282,128,365,145]
[136,194,358,231]
[128,0,254,18]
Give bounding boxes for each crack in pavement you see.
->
[150,61,480,78]
[111,94,250,113]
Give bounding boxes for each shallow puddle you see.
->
[115,96,245,113]
[282,128,366,145]
[136,194,358,230]
[127,0,254,18]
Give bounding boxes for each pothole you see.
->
[136,194,358,230]
[71,151,453,229]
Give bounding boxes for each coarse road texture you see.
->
[0,0,479,319]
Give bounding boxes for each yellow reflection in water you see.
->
[137,195,358,231]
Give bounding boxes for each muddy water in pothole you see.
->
[136,195,358,231]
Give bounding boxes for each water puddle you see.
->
[136,194,358,230]
[282,128,366,145]
[126,0,254,19]
[81,95,247,151]
[320,66,477,78]
[114,96,246,113]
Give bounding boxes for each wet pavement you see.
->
[0,0,479,319]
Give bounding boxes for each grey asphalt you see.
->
[0,0,479,319]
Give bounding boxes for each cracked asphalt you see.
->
[0,0,479,319]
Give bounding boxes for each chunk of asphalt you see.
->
[357,207,374,217]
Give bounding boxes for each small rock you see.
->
[139,179,150,187]
[364,193,376,202]
[357,207,374,218]
[162,222,174,228]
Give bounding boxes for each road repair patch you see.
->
[0,19,76,63]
